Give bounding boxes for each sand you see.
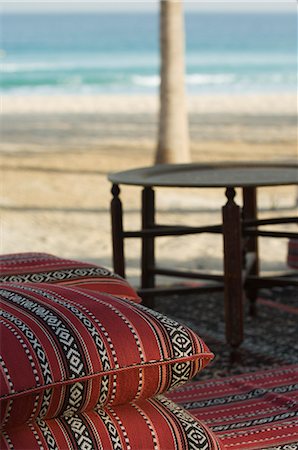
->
[1,93,297,287]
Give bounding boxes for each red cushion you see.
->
[0,282,213,427]
[1,395,222,450]
[168,365,298,449]
[287,238,298,269]
[0,252,141,302]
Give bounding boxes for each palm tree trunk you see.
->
[155,0,190,164]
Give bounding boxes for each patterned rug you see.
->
[168,364,298,450]
[159,286,298,449]
[155,285,298,379]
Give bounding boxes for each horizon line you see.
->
[1,1,296,14]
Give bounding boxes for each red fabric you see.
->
[0,282,213,428]
[168,365,298,449]
[287,238,298,269]
[1,395,222,450]
[0,252,141,302]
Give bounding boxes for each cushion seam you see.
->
[0,352,214,401]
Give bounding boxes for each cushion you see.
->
[1,395,222,450]
[0,252,140,302]
[0,282,213,427]
[287,238,298,269]
[168,365,298,449]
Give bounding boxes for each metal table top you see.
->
[108,162,298,189]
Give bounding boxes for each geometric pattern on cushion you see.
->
[168,365,298,449]
[0,252,141,302]
[1,395,222,450]
[287,238,298,269]
[0,282,213,428]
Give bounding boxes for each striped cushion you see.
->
[287,238,298,269]
[1,395,222,450]
[0,282,213,428]
[168,365,298,449]
[0,252,140,302]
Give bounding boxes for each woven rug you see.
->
[168,365,298,450]
[155,285,298,379]
[158,286,298,449]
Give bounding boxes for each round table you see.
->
[108,162,298,352]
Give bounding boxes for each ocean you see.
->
[1,11,297,95]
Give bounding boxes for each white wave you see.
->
[186,52,296,67]
[186,74,236,85]
[1,61,71,72]
[0,54,159,73]
[132,73,237,87]
[132,75,160,87]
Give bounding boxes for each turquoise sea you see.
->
[1,11,297,95]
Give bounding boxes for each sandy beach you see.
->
[1,93,297,287]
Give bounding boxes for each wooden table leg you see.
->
[222,187,244,353]
[111,184,125,278]
[141,187,155,308]
[243,186,259,316]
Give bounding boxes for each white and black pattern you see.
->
[1,288,86,379]
[0,317,48,424]
[134,368,144,401]
[0,280,213,447]
[62,415,94,450]
[38,285,127,407]
[29,421,46,450]
[0,267,116,284]
[99,375,111,405]
[7,283,123,411]
[0,352,13,393]
[36,418,59,450]
[73,289,145,365]
[63,382,85,418]
[64,288,148,404]
[132,403,159,450]
[157,395,211,450]
[185,384,298,410]
[23,284,115,406]
[111,295,204,400]
[137,303,197,358]
[168,361,193,391]
[0,310,51,389]
[106,407,131,450]
[0,286,89,421]
[108,373,118,406]
[20,284,112,372]
[30,391,42,424]
[267,445,298,450]
[213,413,298,433]
[96,408,123,450]
[203,403,296,424]
[0,351,13,429]
[178,365,295,391]
[39,388,53,419]
[1,430,14,450]
[136,303,198,391]
[116,298,196,393]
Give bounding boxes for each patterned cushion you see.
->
[1,395,222,450]
[0,282,213,428]
[0,252,140,302]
